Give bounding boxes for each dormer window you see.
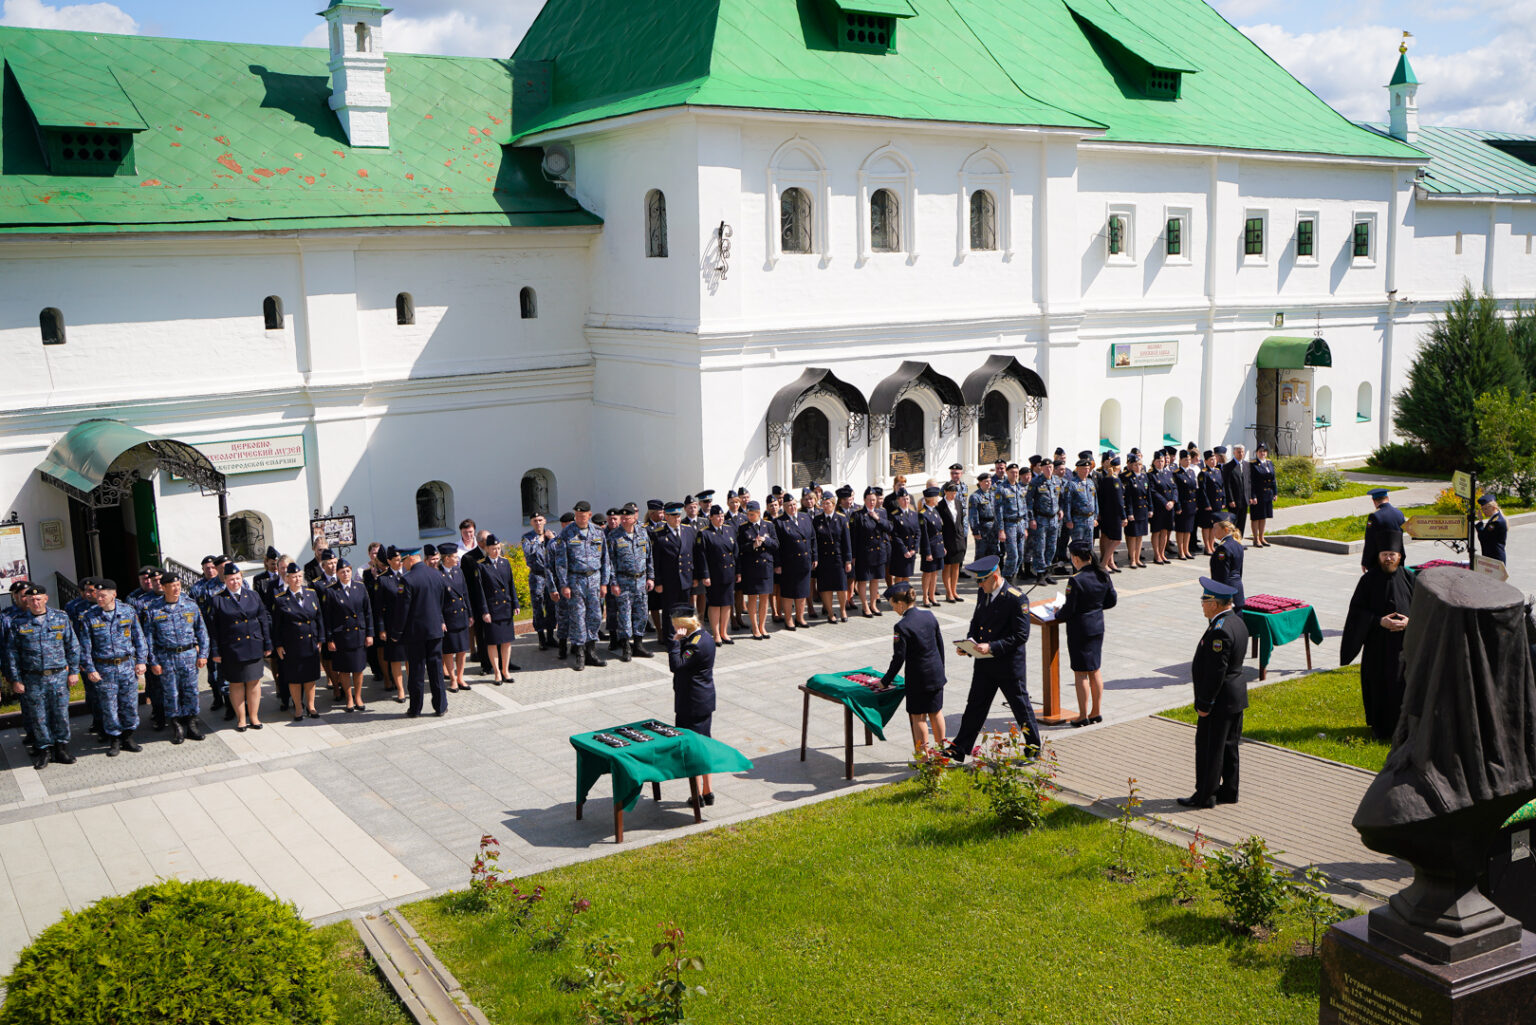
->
[1067,0,1197,102]
[821,0,914,55]
[6,54,146,176]
[43,130,134,176]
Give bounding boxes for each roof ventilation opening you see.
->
[1066,0,1198,102]
[6,56,146,176]
[45,129,134,176]
[820,0,915,55]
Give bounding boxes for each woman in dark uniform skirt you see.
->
[735,502,777,639]
[1061,542,1117,727]
[813,495,851,624]
[1248,442,1277,548]
[1120,454,1151,569]
[1196,451,1224,556]
[272,564,326,721]
[1209,514,1246,609]
[206,564,273,732]
[887,490,920,585]
[475,536,519,683]
[437,543,474,690]
[1095,454,1125,572]
[1148,451,1177,566]
[773,493,815,630]
[878,582,947,754]
[918,487,946,607]
[668,606,719,806]
[321,559,373,712]
[695,505,738,645]
[1173,451,1199,560]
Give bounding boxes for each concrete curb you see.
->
[353,909,491,1025]
[1268,509,1536,558]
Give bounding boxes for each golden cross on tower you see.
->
[1400,30,1413,55]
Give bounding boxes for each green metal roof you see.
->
[7,52,146,130]
[1359,123,1536,198]
[0,26,600,234]
[829,0,916,17]
[36,419,221,497]
[1389,53,1418,87]
[1256,336,1332,369]
[1065,0,1200,74]
[512,0,1421,161]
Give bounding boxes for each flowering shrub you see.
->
[1169,828,1210,905]
[580,922,706,1025]
[908,744,952,799]
[969,727,1057,832]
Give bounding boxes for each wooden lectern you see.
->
[1028,600,1074,725]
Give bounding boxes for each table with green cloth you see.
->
[800,667,906,779]
[1239,603,1323,679]
[571,721,753,843]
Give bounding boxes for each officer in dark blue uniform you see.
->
[736,500,777,640]
[849,487,892,617]
[1061,541,1116,727]
[1178,578,1250,808]
[887,489,921,584]
[695,504,738,645]
[1476,494,1508,565]
[774,492,816,629]
[879,581,947,755]
[271,563,326,720]
[400,548,449,717]
[206,564,272,732]
[321,558,373,711]
[652,501,698,643]
[667,604,719,807]
[944,556,1041,762]
[1209,513,1245,609]
[1360,488,1407,572]
[436,543,474,691]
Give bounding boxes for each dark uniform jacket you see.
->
[668,627,717,724]
[1477,512,1508,564]
[1175,466,1199,514]
[440,565,472,632]
[653,524,698,598]
[1361,503,1409,567]
[1210,535,1245,607]
[1223,460,1251,511]
[695,526,738,584]
[813,512,851,566]
[966,584,1031,680]
[253,569,285,611]
[881,606,946,691]
[849,507,892,567]
[206,586,272,663]
[400,562,447,642]
[272,588,326,654]
[1148,469,1177,515]
[475,557,519,623]
[1192,610,1249,714]
[1197,466,1224,514]
[321,581,372,650]
[460,547,488,619]
[889,509,920,561]
[1060,565,1117,636]
[919,507,945,563]
[1095,469,1124,522]
[374,571,404,640]
[736,519,777,586]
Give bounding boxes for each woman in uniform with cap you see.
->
[879,581,947,754]
[272,562,326,721]
[476,535,519,683]
[887,489,920,588]
[1247,443,1277,548]
[1121,454,1151,569]
[849,487,892,617]
[918,486,946,608]
[736,500,777,640]
[1173,450,1199,560]
[813,494,852,624]
[437,543,474,690]
[1148,451,1177,566]
[1061,541,1117,726]
[1096,454,1124,572]
[695,504,739,645]
[321,558,373,712]
[1196,451,1224,556]
[373,546,408,703]
[668,604,719,807]
[206,563,272,732]
[774,493,816,630]
[1209,514,1246,609]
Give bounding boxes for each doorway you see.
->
[67,479,160,588]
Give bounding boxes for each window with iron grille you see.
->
[520,287,538,319]
[1244,217,1264,257]
[970,190,998,251]
[871,188,900,253]
[978,391,1011,464]
[1297,219,1315,258]
[228,512,268,564]
[263,295,283,330]
[645,189,668,258]
[791,406,831,488]
[1353,220,1371,258]
[1108,215,1125,256]
[396,292,415,325]
[781,187,813,254]
[889,399,925,476]
[521,471,553,523]
[1165,217,1182,257]
[416,481,449,533]
[39,307,65,346]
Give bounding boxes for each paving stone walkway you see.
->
[0,518,1526,975]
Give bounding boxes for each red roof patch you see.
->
[216,153,243,174]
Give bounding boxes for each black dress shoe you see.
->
[1069,718,1090,728]
[1215,793,1239,805]
[406,711,420,718]
[703,792,715,806]
[1176,795,1215,809]
[1089,715,1103,724]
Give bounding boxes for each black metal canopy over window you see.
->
[766,367,870,454]
[959,355,1046,433]
[868,361,964,438]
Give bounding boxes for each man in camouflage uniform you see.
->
[63,577,103,738]
[521,513,557,650]
[126,567,166,729]
[607,503,655,663]
[1028,457,1063,585]
[144,575,210,744]
[79,578,149,756]
[5,583,82,770]
[967,473,1002,562]
[191,555,231,717]
[1063,453,1100,553]
[997,463,1027,581]
[549,511,574,658]
[556,501,610,670]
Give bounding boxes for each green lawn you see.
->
[1161,666,1389,773]
[406,783,1332,1025]
[1273,482,1398,510]
[1349,466,1446,481]
[315,920,412,1025]
[1272,499,1531,542]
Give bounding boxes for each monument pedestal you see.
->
[1320,916,1536,1025]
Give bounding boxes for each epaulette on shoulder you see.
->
[1006,586,1024,599]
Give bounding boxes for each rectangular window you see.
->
[1165,217,1182,256]
[1108,215,1125,256]
[1244,217,1264,257]
[1353,220,1372,258]
[1297,219,1314,258]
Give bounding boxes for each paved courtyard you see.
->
[1,500,1527,973]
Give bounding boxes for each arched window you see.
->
[227,510,271,564]
[416,481,452,535]
[645,189,668,258]
[1315,386,1333,427]
[870,188,900,253]
[1162,397,1183,446]
[889,398,925,475]
[263,295,283,330]
[39,307,65,346]
[355,22,371,53]
[781,187,813,254]
[520,469,555,523]
[1098,399,1122,452]
[1357,382,1373,422]
[970,190,998,252]
[519,287,537,319]
[978,390,1011,464]
[396,292,415,326]
[791,406,830,488]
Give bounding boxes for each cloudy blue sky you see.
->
[2,0,1532,133]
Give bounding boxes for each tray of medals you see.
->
[592,732,631,748]
[614,726,654,744]
[842,672,893,692]
[640,720,682,737]
[1243,594,1308,614]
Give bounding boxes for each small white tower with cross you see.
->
[322,0,393,148]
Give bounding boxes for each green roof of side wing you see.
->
[0,26,600,234]
[513,0,1420,161]
[1256,336,1333,369]
[1064,0,1199,73]
[7,53,147,129]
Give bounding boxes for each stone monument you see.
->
[1320,569,1536,1024]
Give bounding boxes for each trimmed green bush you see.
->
[1367,441,1443,475]
[1276,456,1316,498]
[1315,467,1348,492]
[1,879,333,1025]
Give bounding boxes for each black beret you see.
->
[606,508,621,518]
[1054,447,1066,456]
[222,563,240,576]
[622,503,639,515]
[202,555,220,566]
[1076,457,1093,467]
[139,565,157,576]
[771,485,784,496]
[421,544,436,557]
[265,546,280,560]
[573,500,592,513]
[436,542,458,556]
[1028,455,1042,466]
[592,513,608,527]
[977,472,991,482]
[647,499,665,511]
[559,512,575,524]
[484,534,500,545]
[949,463,964,471]
[285,563,301,575]
[24,583,46,596]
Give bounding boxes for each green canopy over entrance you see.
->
[1256,336,1332,369]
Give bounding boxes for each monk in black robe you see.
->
[1340,534,1414,740]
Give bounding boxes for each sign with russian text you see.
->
[175,435,306,478]
[1111,341,1178,369]
[1452,471,1472,500]
[1404,515,1467,540]
[0,523,29,592]
[311,514,356,550]
[1472,555,1509,582]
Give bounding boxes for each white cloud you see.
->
[1236,20,1536,134]
[0,0,137,33]
[300,0,543,57]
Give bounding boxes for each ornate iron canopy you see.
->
[765,368,870,452]
[37,420,226,507]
